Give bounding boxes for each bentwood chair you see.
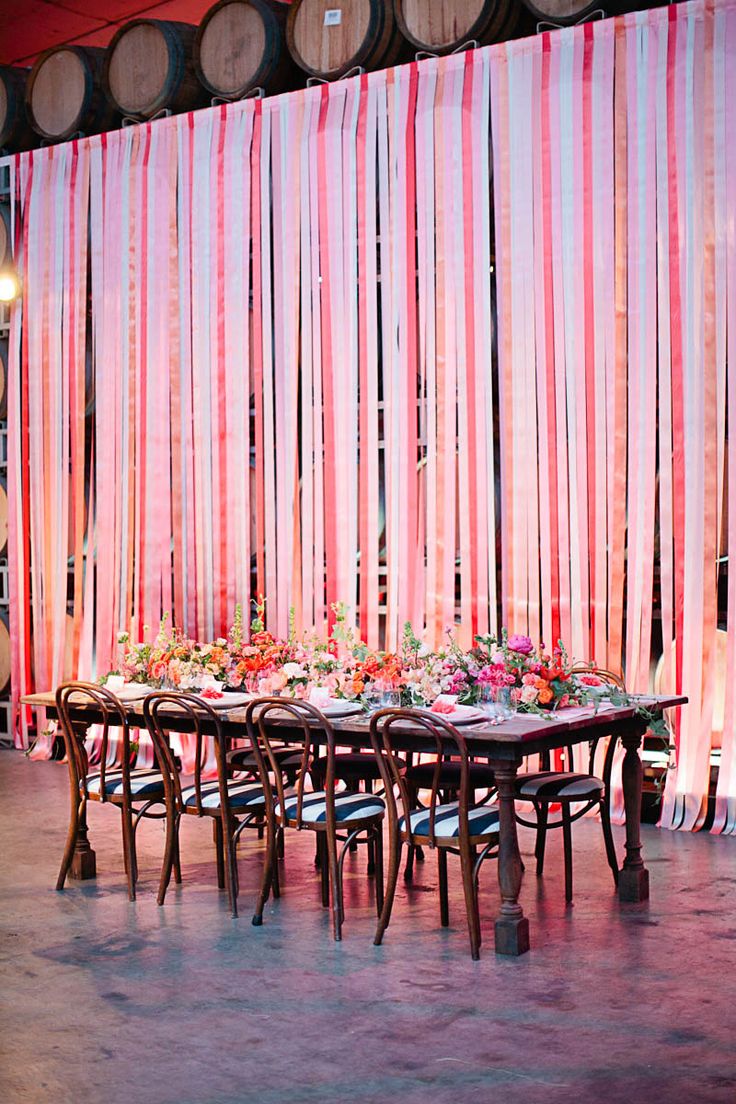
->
[55,681,171,901]
[514,667,625,902]
[370,708,500,960]
[143,693,268,916]
[246,698,386,941]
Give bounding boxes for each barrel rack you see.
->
[0,162,10,746]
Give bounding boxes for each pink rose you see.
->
[520,685,539,704]
[507,634,534,655]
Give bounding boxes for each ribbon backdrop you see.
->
[5,0,736,830]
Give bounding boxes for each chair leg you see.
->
[172,825,182,885]
[252,819,278,926]
[214,817,226,891]
[121,805,136,902]
[459,840,481,960]
[367,831,375,876]
[56,799,81,891]
[224,819,239,919]
[375,832,402,946]
[535,802,549,877]
[277,826,285,860]
[157,809,179,906]
[561,805,574,903]
[326,830,343,942]
[599,797,619,887]
[374,825,384,916]
[438,847,449,927]
[318,832,330,908]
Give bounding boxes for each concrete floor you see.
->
[1,751,735,1104]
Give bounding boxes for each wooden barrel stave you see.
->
[26,46,116,143]
[106,19,206,119]
[196,0,299,100]
[396,0,511,53]
[520,0,666,28]
[0,65,34,151]
[287,0,407,80]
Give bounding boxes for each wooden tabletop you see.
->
[22,690,687,756]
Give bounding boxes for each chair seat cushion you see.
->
[404,761,495,790]
[314,752,402,782]
[180,780,267,811]
[84,768,165,798]
[399,801,500,840]
[227,745,304,771]
[276,790,385,824]
[515,772,604,800]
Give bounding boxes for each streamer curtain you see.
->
[6,0,736,831]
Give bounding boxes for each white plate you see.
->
[102,683,155,702]
[425,706,486,725]
[317,701,364,718]
[191,691,254,710]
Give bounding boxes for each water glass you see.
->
[478,684,499,721]
[492,686,517,720]
[379,688,402,709]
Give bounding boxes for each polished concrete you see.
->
[1,751,735,1104]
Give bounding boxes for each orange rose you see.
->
[534,677,549,691]
[538,687,554,705]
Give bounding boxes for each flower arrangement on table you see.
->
[106,599,612,716]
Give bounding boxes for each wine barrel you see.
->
[196,0,299,100]
[286,0,406,80]
[0,66,33,151]
[0,610,9,698]
[520,0,660,27]
[105,20,205,120]
[0,338,7,420]
[0,475,7,557]
[26,46,114,143]
[395,0,517,54]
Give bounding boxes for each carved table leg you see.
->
[69,721,96,880]
[618,728,649,903]
[492,761,530,956]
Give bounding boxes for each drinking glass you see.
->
[478,684,499,721]
[492,686,517,720]
[379,688,402,709]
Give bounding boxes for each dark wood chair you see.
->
[370,708,500,960]
[246,697,385,941]
[514,667,625,902]
[55,681,171,901]
[143,692,269,916]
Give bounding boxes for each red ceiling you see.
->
[0,0,282,67]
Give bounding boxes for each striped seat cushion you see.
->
[515,772,604,800]
[84,769,165,798]
[314,753,393,782]
[275,791,385,824]
[227,746,304,771]
[399,801,500,840]
[405,761,495,790]
[180,780,267,811]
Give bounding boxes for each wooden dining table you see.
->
[23,689,686,956]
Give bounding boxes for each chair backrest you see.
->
[245,697,333,831]
[56,681,132,804]
[370,708,472,847]
[143,693,231,818]
[559,666,628,780]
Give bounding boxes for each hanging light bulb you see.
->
[0,264,20,302]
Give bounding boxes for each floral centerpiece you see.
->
[108,601,618,718]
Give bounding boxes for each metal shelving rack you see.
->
[0,159,12,746]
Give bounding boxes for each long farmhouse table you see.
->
[23,690,686,956]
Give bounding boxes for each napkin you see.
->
[309,687,335,709]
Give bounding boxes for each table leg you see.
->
[618,729,649,903]
[69,721,96,880]
[492,762,530,956]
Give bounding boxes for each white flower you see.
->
[117,631,130,644]
[282,662,307,679]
